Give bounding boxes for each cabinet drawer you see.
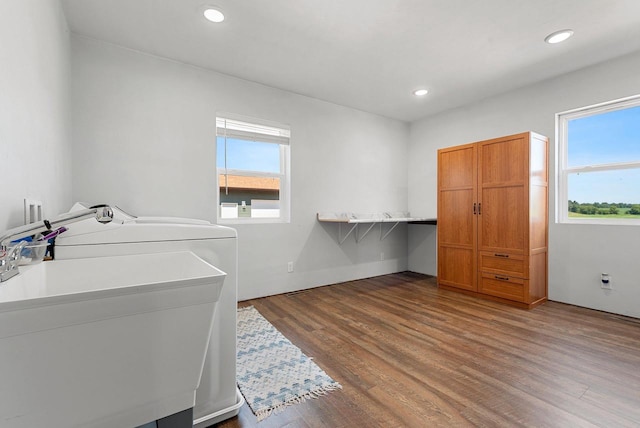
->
[479,252,526,278]
[479,272,525,302]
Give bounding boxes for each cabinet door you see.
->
[438,144,477,291]
[477,136,528,255]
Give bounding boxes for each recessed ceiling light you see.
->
[204,8,225,23]
[545,29,573,44]
[413,89,429,96]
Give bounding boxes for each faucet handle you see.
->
[8,241,28,262]
[91,205,114,224]
[0,241,27,282]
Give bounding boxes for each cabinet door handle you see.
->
[494,275,510,281]
[494,253,509,258]
[478,203,482,215]
[473,203,477,215]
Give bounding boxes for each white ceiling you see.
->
[61,0,640,122]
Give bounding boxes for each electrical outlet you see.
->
[601,273,612,290]
[380,252,385,261]
[24,198,43,224]
[287,261,294,273]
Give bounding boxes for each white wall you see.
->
[70,36,409,300]
[0,0,71,231]
[408,50,640,318]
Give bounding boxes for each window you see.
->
[557,95,640,225]
[216,114,290,222]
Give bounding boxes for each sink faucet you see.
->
[0,204,113,282]
[0,241,28,282]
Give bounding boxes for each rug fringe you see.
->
[254,383,343,422]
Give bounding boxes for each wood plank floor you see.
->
[214,272,640,428]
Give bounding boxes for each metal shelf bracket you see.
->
[356,222,377,243]
[338,223,358,245]
[380,221,400,241]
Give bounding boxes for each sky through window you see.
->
[567,105,640,204]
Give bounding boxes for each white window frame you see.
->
[216,114,291,224]
[556,94,640,225]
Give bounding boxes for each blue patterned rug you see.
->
[236,306,342,421]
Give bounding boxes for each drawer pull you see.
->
[494,253,509,258]
[494,275,510,281]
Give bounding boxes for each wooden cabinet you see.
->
[437,132,548,309]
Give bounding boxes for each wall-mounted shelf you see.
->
[408,219,438,225]
[317,212,437,244]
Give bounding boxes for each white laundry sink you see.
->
[0,251,226,428]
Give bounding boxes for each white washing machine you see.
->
[55,203,243,427]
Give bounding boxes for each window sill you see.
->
[559,218,640,226]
